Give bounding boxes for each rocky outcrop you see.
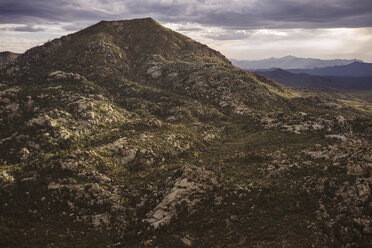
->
[146,165,216,228]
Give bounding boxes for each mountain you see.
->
[257,68,372,91]
[3,18,288,112]
[1,18,372,247]
[0,51,19,68]
[231,55,362,70]
[287,61,372,77]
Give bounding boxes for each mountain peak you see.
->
[101,17,156,23]
[6,18,232,84]
[1,18,289,113]
[87,17,161,32]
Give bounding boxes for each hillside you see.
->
[2,18,289,113]
[257,68,372,91]
[0,18,371,247]
[0,51,19,69]
[231,56,361,70]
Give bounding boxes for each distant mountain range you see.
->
[234,56,372,91]
[231,55,362,70]
[257,68,372,91]
[287,62,372,77]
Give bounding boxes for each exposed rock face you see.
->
[146,165,216,228]
[0,18,371,247]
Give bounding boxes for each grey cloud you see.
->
[0,0,110,24]
[0,24,45,32]
[175,27,203,32]
[0,0,371,30]
[204,31,251,40]
[179,0,372,29]
[14,25,45,32]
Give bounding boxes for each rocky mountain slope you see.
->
[0,51,19,69]
[0,18,371,247]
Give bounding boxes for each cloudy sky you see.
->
[1,0,372,61]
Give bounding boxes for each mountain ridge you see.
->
[287,61,372,77]
[9,18,230,83]
[1,18,291,114]
[257,68,372,91]
[231,56,362,70]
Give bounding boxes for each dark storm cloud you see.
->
[0,0,371,29]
